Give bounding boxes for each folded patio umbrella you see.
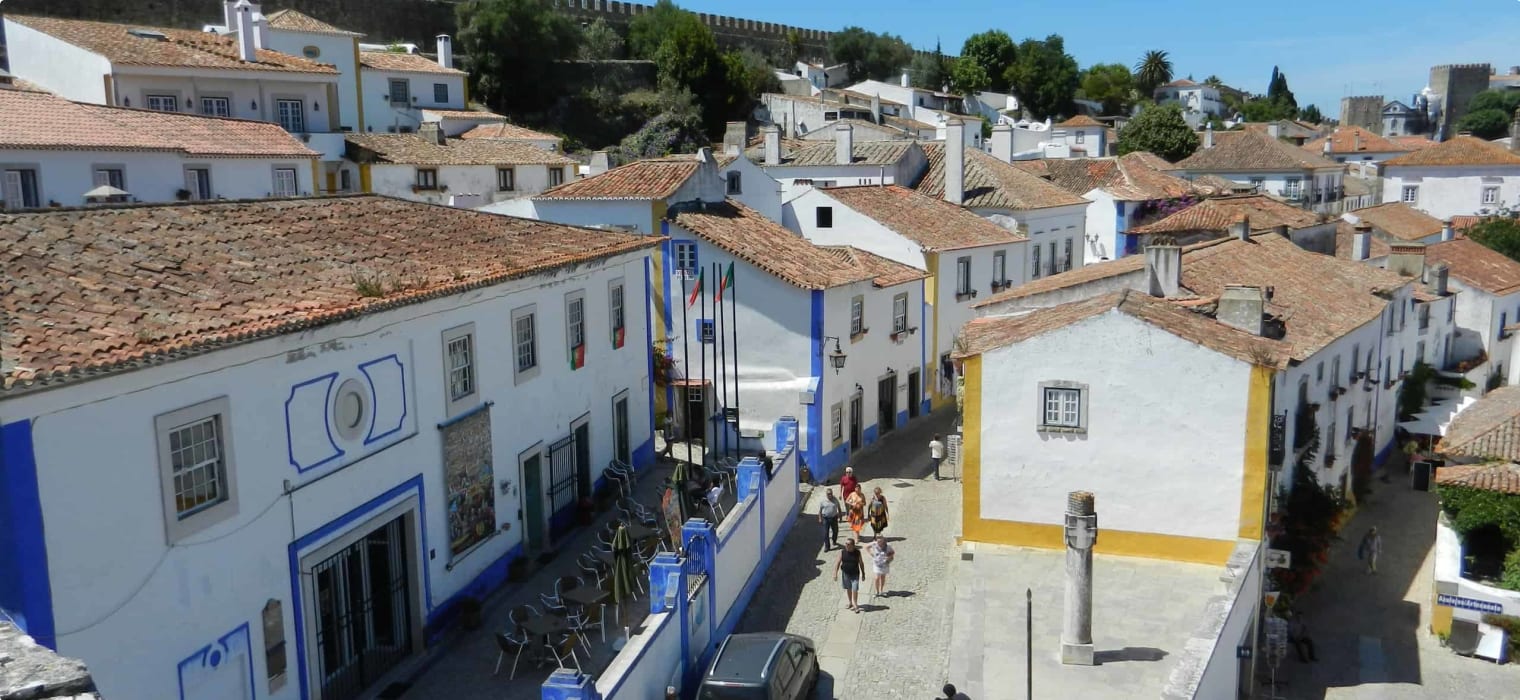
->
[610,522,637,628]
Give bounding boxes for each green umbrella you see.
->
[610,522,638,628]
[670,461,690,526]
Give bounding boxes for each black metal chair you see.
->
[493,631,530,679]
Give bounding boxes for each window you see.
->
[497,167,516,192]
[1316,361,1324,383]
[567,293,586,369]
[1048,241,1058,275]
[1484,186,1500,206]
[549,168,565,187]
[1416,341,1425,364]
[698,319,715,344]
[200,96,230,117]
[1402,185,1419,203]
[262,599,286,693]
[1418,304,1430,331]
[1285,178,1302,198]
[433,83,449,104]
[1250,178,1265,192]
[146,94,178,112]
[850,295,865,336]
[816,206,834,228]
[155,397,238,542]
[183,168,212,200]
[609,280,626,348]
[1075,130,1085,144]
[1350,344,1360,380]
[275,99,305,132]
[416,168,439,190]
[892,293,908,334]
[956,256,972,296]
[726,171,742,195]
[93,167,124,189]
[992,250,1007,285]
[512,305,539,382]
[1039,381,1087,431]
[1346,407,1354,442]
[1448,300,1455,323]
[674,241,698,278]
[1062,239,1073,272]
[1503,312,1510,339]
[273,168,298,197]
[442,325,476,410]
[389,79,410,106]
[1031,245,1042,279]
[831,403,843,443]
[1331,356,1341,387]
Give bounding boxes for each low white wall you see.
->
[1163,541,1262,700]
[595,611,681,698]
[1435,520,1520,621]
[714,491,763,622]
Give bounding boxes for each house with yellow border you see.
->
[954,289,1286,566]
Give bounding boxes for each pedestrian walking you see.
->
[1288,611,1318,662]
[941,683,971,700]
[868,487,889,537]
[833,538,864,612]
[1357,526,1382,574]
[930,434,945,480]
[869,534,895,597]
[845,488,866,537]
[818,489,841,551]
[659,413,678,459]
[840,466,860,500]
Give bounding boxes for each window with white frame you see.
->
[850,295,865,336]
[1038,381,1087,431]
[674,241,698,278]
[1483,186,1500,206]
[442,324,476,412]
[1031,245,1042,279]
[1416,340,1425,364]
[389,79,410,106]
[992,250,1007,285]
[512,305,539,382]
[956,256,972,296]
[831,402,843,443]
[892,293,908,333]
[726,171,742,194]
[1250,178,1265,192]
[1075,130,1085,144]
[1402,185,1418,203]
[200,96,230,117]
[146,94,178,112]
[1285,178,1302,198]
[275,99,305,133]
[273,168,298,197]
[1331,356,1341,387]
[549,168,565,186]
[93,167,124,190]
[416,168,439,190]
[567,292,586,369]
[609,280,626,348]
[184,167,212,200]
[497,167,515,192]
[433,83,449,104]
[156,397,238,542]
[816,206,834,228]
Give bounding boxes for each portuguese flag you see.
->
[687,268,704,307]
[570,343,585,369]
[714,262,734,304]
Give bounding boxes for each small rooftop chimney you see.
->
[944,120,965,205]
[723,122,747,157]
[1442,218,1454,241]
[1204,122,1214,149]
[1267,122,1282,139]
[418,121,446,146]
[233,0,256,62]
[1431,263,1450,296]
[990,123,1013,163]
[223,0,238,31]
[1387,243,1426,278]
[901,70,911,88]
[1145,244,1182,298]
[762,124,781,166]
[1217,285,1266,336]
[1231,214,1251,241]
[589,151,611,176]
[1353,223,1372,262]
[250,2,267,51]
[437,34,454,70]
[871,93,881,125]
[834,122,854,165]
[1511,108,1520,153]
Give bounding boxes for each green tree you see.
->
[579,18,623,60]
[1006,34,1080,120]
[780,29,804,66]
[1116,103,1199,162]
[864,32,913,82]
[1470,89,1520,115]
[456,0,581,118]
[1080,63,1135,116]
[1203,74,1223,87]
[1299,104,1324,124]
[829,26,912,82]
[616,90,709,160]
[1457,109,1514,139]
[909,40,950,91]
[1469,218,1520,260]
[1266,66,1298,116]
[953,30,1017,94]
[1134,49,1174,96]
[628,0,687,59]
[719,48,780,124]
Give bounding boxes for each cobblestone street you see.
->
[735,410,962,699]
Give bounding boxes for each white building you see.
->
[1427,237,1520,384]
[1126,194,1339,256]
[261,8,364,135]
[1301,126,1415,164]
[1342,202,1451,246]
[359,48,469,135]
[0,86,318,208]
[1011,151,1199,262]
[757,92,935,141]
[0,195,659,700]
[663,200,927,475]
[754,126,928,198]
[1379,135,1520,219]
[4,12,345,164]
[344,125,578,206]
[785,183,1027,413]
[1176,126,1345,214]
[1153,79,1226,122]
[792,61,850,92]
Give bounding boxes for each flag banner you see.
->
[570,343,586,369]
[613,325,625,349]
[715,262,734,303]
[687,268,704,308]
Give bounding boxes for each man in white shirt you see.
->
[929,434,945,480]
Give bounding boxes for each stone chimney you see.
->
[901,70,910,88]
[589,151,611,176]
[251,2,267,51]
[990,123,1014,163]
[835,122,854,165]
[1430,263,1450,296]
[1061,491,1097,666]
[871,93,882,125]
[1353,223,1372,261]
[1231,214,1251,241]
[1145,244,1182,298]
[436,34,454,70]
[1387,243,1426,278]
[1353,130,1362,152]
[1217,285,1266,336]
[223,0,238,30]
[418,121,446,146]
[1204,122,1214,149]
[944,120,965,205]
[233,0,257,62]
[1511,108,1520,153]
[723,122,747,157]
[762,124,781,166]
[1267,122,1281,139]
[1442,218,1454,241]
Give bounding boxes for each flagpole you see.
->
[717,261,730,459]
[680,266,691,464]
[700,263,708,458]
[729,264,741,465]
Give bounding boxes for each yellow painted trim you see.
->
[962,353,983,528]
[1431,590,1454,635]
[325,171,337,195]
[924,252,945,406]
[352,38,366,133]
[310,160,320,195]
[358,163,372,193]
[651,200,670,344]
[1239,365,1272,540]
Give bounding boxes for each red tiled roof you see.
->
[1177,128,1339,172]
[344,133,576,166]
[914,143,1088,210]
[668,200,887,290]
[421,109,506,122]
[7,15,338,74]
[1438,386,1520,463]
[1349,202,1445,241]
[0,88,317,158]
[821,246,930,287]
[1129,194,1321,235]
[956,289,1287,367]
[460,122,561,141]
[1160,79,1199,88]
[536,159,700,200]
[1383,135,1520,167]
[1014,153,1198,201]
[1301,126,1409,155]
[820,185,1025,252]
[359,50,464,75]
[1427,238,1520,295]
[1387,136,1437,152]
[1434,463,1520,495]
[1057,115,1104,127]
[264,9,360,36]
[1450,215,1484,234]
[1333,222,1393,261]
[0,196,660,391]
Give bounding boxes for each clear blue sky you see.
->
[680,0,1520,115]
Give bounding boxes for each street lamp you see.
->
[822,336,847,374]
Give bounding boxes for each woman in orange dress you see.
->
[845,488,866,537]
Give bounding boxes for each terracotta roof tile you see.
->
[460,122,561,141]
[1177,128,1339,172]
[1301,126,1408,155]
[8,15,337,74]
[1387,136,1438,152]
[1190,174,1255,194]
[1450,215,1484,234]
[1056,115,1104,127]
[1013,153,1198,200]
[1427,238,1520,295]
[0,196,660,391]
[1383,135,1520,167]
[956,290,1288,366]
[820,185,1025,252]
[536,159,699,200]
[762,140,919,167]
[668,200,882,290]
[359,50,463,75]
[914,143,1088,210]
[1348,202,1444,241]
[264,9,360,36]
[344,133,576,166]
[1333,222,1393,260]
[420,109,506,122]
[0,89,317,158]
[1434,463,1520,494]
[1160,79,1199,88]
[820,246,930,287]
[1129,194,1321,235]
[1438,386,1520,462]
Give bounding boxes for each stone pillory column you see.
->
[1061,491,1098,665]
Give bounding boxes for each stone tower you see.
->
[1339,96,1385,134]
[1429,63,1492,140]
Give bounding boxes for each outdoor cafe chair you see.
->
[493,631,530,679]
[540,591,570,618]
[578,555,606,589]
[508,604,538,636]
[548,632,583,673]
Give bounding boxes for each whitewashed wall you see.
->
[112,71,333,129]
[360,68,466,134]
[367,163,570,206]
[4,252,652,700]
[2,19,112,102]
[718,157,784,224]
[264,29,360,133]
[0,148,316,205]
[1382,166,1520,219]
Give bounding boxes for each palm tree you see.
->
[1203,75,1223,87]
[1135,50,1174,96]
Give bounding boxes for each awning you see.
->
[1399,396,1476,436]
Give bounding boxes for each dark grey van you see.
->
[698,632,819,700]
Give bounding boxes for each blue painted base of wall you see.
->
[920,399,931,417]
[706,488,802,674]
[817,443,850,484]
[896,410,908,430]
[424,540,525,643]
[863,425,879,447]
[635,437,655,471]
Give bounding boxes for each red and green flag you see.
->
[570,343,586,369]
[686,268,704,308]
[714,262,734,304]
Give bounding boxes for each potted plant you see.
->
[175,188,192,201]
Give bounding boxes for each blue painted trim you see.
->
[0,419,54,649]
[645,255,658,470]
[863,424,879,447]
[289,474,431,700]
[808,290,825,475]
[359,354,408,445]
[896,409,909,429]
[286,373,344,473]
[712,470,801,647]
[434,400,494,429]
[817,442,851,483]
[600,609,677,698]
[634,436,655,472]
[176,622,255,700]
[424,542,524,643]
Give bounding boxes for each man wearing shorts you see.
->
[930,434,945,480]
[833,538,864,612]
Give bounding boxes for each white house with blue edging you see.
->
[0,195,657,700]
